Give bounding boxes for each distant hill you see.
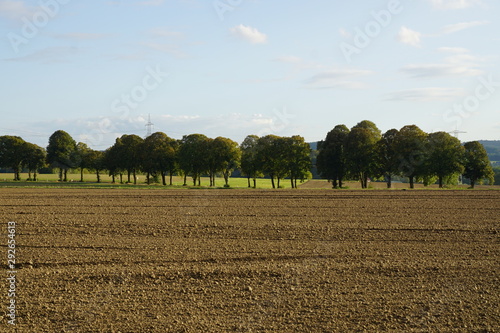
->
[479,140,500,162]
[308,142,318,150]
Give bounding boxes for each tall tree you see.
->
[119,134,144,184]
[377,129,399,188]
[345,121,381,189]
[178,134,210,186]
[23,142,46,181]
[103,143,124,183]
[463,141,494,188]
[394,125,428,189]
[316,125,349,188]
[46,130,77,182]
[141,132,177,186]
[285,135,311,188]
[75,142,92,182]
[240,135,263,188]
[256,135,289,188]
[0,135,26,181]
[86,149,105,183]
[427,132,465,188]
[210,137,241,187]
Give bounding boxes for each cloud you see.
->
[441,20,489,34]
[0,0,36,21]
[437,47,470,54]
[401,49,483,78]
[3,46,83,63]
[385,87,465,102]
[273,56,302,64]
[148,28,184,39]
[397,26,422,47]
[229,24,268,44]
[54,33,110,40]
[427,0,483,10]
[401,63,482,78]
[142,42,188,58]
[304,68,373,90]
[138,0,165,6]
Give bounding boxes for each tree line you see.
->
[0,131,312,188]
[316,121,494,189]
[0,121,495,188]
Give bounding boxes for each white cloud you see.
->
[54,33,110,40]
[401,63,482,78]
[304,68,373,90]
[148,28,184,38]
[273,56,302,64]
[428,0,483,10]
[441,20,489,34]
[0,0,36,20]
[229,24,268,44]
[385,87,465,102]
[339,28,352,39]
[397,26,422,47]
[142,42,187,58]
[437,47,470,54]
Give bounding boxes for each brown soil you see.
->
[1,188,499,332]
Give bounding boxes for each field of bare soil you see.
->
[1,188,499,332]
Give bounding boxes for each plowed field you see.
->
[1,188,499,332]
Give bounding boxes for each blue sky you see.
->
[0,0,499,149]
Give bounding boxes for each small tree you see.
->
[23,142,46,181]
[0,136,26,181]
[426,132,465,188]
[394,125,428,189]
[463,141,494,188]
[46,130,77,182]
[241,135,263,188]
[317,125,350,189]
[377,129,399,188]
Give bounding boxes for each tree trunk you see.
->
[169,172,173,186]
[64,169,68,182]
[247,177,251,188]
[96,170,101,183]
[119,173,123,184]
[291,177,294,189]
[470,180,475,189]
[80,167,84,182]
[438,176,443,188]
[277,178,281,188]
[271,176,275,189]
[183,174,187,186]
[253,178,256,189]
[146,172,150,185]
[409,176,414,189]
[387,175,392,189]
[127,171,131,183]
[112,174,115,183]
[162,172,166,186]
[33,171,37,181]
[339,179,343,188]
[133,170,137,185]
[224,172,229,187]
[193,175,197,186]
[28,171,32,181]
[198,177,201,186]
[59,168,63,182]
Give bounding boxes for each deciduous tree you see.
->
[463,141,494,188]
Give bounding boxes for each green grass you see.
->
[0,173,279,189]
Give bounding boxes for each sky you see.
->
[0,0,499,150]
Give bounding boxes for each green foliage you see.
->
[316,124,349,188]
[46,130,77,181]
[463,141,494,188]
[0,135,27,180]
[493,167,500,185]
[394,125,428,189]
[426,132,464,188]
[178,134,211,186]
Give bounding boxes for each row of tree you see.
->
[0,131,312,188]
[0,122,494,188]
[316,121,494,189]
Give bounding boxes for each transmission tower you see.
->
[145,114,154,138]
[449,129,466,141]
